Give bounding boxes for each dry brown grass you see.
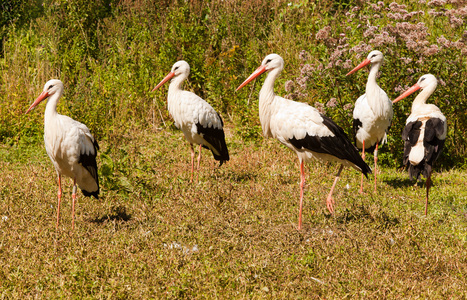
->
[1,127,467,298]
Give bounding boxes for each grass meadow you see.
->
[1,125,466,298]
[1,0,467,298]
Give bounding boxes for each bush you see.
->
[1,0,466,168]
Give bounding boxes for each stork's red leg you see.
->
[56,175,62,230]
[190,144,195,183]
[374,142,379,192]
[72,179,77,230]
[425,174,432,216]
[298,160,305,230]
[197,144,202,170]
[360,140,366,194]
[197,144,202,182]
[326,164,344,214]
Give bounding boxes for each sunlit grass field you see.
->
[1,126,466,298]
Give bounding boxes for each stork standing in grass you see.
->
[236,54,371,230]
[346,50,393,193]
[152,60,229,182]
[26,79,99,230]
[393,74,446,216]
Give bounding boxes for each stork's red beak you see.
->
[346,58,371,76]
[236,65,267,91]
[152,72,175,92]
[392,83,421,104]
[25,91,49,114]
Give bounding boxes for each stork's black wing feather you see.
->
[196,113,229,166]
[422,118,446,178]
[402,120,422,168]
[352,118,362,147]
[289,114,371,177]
[402,118,445,180]
[78,138,100,198]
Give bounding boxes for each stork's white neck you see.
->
[259,68,280,108]
[365,61,382,98]
[44,90,62,123]
[167,73,187,107]
[258,68,281,137]
[168,74,186,93]
[412,83,436,110]
[367,60,381,87]
[365,61,386,117]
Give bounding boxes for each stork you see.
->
[346,50,393,193]
[152,61,229,182]
[25,79,99,230]
[392,74,446,215]
[236,54,371,229]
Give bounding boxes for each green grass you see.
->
[1,128,466,298]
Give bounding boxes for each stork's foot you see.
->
[326,196,335,215]
[359,187,367,195]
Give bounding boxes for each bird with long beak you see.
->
[346,50,393,194]
[26,79,99,230]
[393,74,446,215]
[152,61,229,182]
[237,54,371,230]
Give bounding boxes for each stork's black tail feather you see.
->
[82,189,99,199]
[197,114,230,167]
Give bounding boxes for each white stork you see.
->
[152,60,229,181]
[26,79,99,229]
[236,54,371,229]
[392,74,446,215]
[346,50,393,193]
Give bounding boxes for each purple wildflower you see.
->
[343,103,353,111]
[284,80,295,92]
[314,102,326,114]
[326,98,338,108]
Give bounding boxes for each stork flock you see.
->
[26,50,446,231]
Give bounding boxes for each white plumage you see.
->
[346,50,393,193]
[237,54,371,229]
[26,79,99,229]
[152,60,229,181]
[393,74,446,215]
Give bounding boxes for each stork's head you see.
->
[346,50,384,76]
[393,74,438,104]
[366,50,384,64]
[171,60,190,77]
[26,79,64,113]
[236,53,284,91]
[152,60,191,91]
[261,53,284,72]
[416,74,437,90]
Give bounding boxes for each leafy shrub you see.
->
[0,0,466,168]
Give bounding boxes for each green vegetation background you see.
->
[1,0,466,167]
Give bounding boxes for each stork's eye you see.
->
[47,85,54,90]
[174,66,179,71]
[371,54,377,58]
[420,77,426,82]
[266,59,272,64]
